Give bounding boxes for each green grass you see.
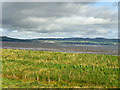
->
[2,49,119,88]
[37,40,118,45]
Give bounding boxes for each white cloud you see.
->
[55,16,110,25]
[96,29,109,34]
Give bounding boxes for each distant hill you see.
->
[0,36,32,42]
[0,36,119,45]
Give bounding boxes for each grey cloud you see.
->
[2,2,118,38]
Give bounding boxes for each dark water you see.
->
[1,41,118,55]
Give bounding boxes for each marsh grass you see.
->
[2,49,119,88]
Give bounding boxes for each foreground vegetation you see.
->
[2,49,119,88]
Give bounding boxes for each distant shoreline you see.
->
[2,47,118,56]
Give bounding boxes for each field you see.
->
[2,49,119,88]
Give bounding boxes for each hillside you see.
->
[0,36,119,45]
[0,36,31,42]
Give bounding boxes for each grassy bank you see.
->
[2,49,119,88]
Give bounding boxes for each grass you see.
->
[38,40,118,45]
[2,49,119,88]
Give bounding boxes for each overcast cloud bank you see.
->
[1,2,118,39]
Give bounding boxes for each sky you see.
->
[1,1,118,39]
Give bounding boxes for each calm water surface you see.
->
[1,42,118,55]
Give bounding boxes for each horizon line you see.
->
[1,36,119,40]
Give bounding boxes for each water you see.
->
[1,41,118,55]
